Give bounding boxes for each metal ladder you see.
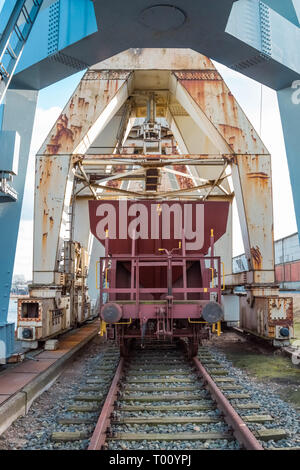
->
[0,0,43,104]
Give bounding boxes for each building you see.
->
[233,233,300,291]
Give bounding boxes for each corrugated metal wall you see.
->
[233,233,300,290]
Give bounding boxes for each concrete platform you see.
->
[0,319,100,435]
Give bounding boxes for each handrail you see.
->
[209,267,214,288]
[221,261,225,291]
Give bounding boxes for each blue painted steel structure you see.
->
[1,0,300,358]
[0,89,38,359]
[0,0,43,104]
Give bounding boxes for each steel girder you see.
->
[33,52,272,288]
[10,0,300,91]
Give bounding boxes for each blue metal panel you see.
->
[0,322,15,362]
[0,89,38,359]
[0,0,44,103]
[275,238,283,265]
[277,86,300,241]
[264,0,299,25]
[58,0,98,51]
[275,233,300,264]
[292,0,300,22]
[0,104,3,128]
[280,282,300,291]
[226,0,300,88]
[283,234,300,262]
[0,130,20,174]
[12,0,97,89]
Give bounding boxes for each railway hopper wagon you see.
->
[89,200,229,357]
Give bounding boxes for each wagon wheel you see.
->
[120,338,132,357]
[187,337,198,359]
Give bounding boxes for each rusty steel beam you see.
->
[80,153,231,161]
[92,182,231,199]
[80,167,229,195]
[78,162,98,199]
[161,167,209,184]
[92,183,147,197]
[83,167,145,186]
[81,159,228,168]
[158,179,230,198]
[203,163,229,201]
[76,193,234,201]
[172,63,274,282]
[39,71,132,156]
[88,358,124,450]
[193,357,264,450]
[174,70,268,156]
[231,154,274,281]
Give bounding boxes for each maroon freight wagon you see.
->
[89,200,230,357]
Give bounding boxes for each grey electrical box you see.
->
[0,130,20,175]
[222,294,240,324]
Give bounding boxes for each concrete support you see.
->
[0,89,38,359]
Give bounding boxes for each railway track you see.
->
[49,344,292,450]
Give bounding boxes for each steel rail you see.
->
[193,357,264,450]
[88,358,124,450]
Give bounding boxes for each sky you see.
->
[12,59,297,279]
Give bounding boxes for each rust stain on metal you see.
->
[106,180,122,190]
[247,172,268,179]
[41,71,130,156]
[173,164,195,189]
[176,68,267,155]
[106,165,124,191]
[251,246,262,270]
[46,113,74,155]
[174,70,221,81]
[38,157,60,255]
[267,297,293,327]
